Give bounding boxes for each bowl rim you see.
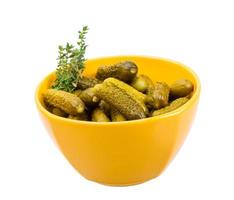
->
[35,55,201,126]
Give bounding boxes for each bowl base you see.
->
[86,175,159,187]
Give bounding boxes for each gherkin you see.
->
[79,87,99,107]
[77,76,101,90]
[104,78,147,106]
[96,61,138,82]
[73,89,82,96]
[170,79,194,99]
[93,78,147,120]
[98,100,111,115]
[152,97,189,116]
[110,108,126,122]
[44,89,85,115]
[67,112,89,121]
[131,74,155,94]
[146,82,170,110]
[52,107,68,117]
[91,108,110,122]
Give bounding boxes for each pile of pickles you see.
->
[44,61,194,122]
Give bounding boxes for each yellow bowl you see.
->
[35,55,200,186]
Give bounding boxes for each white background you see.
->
[0,0,234,199]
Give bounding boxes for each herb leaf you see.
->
[52,26,89,92]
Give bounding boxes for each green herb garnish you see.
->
[52,26,89,92]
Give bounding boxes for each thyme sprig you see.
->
[52,26,89,92]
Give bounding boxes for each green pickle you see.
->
[110,108,126,122]
[52,107,68,117]
[131,76,148,93]
[144,76,155,95]
[99,100,111,115]
[46,58,194,122]
[44,101,53,112]
[91,108,110,122]
[104,77,147,105]
[67,112,89,121]
[77,76,101,90]
[132,76,170,110]
[79,88,99,107]
[131,74,155,94]
[146,82,170,109]
[96,61,138,82]
[44,89,85,115]
[73,89,82,96]
[93,78,147,120]
[152,97,189,116]
[170,79,194,98]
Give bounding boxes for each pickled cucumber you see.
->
[47,57,195,122]
[131,75,155,94]
[52,107,68,117]
[96,61,138,82]
[77,76,101,90]
[91,108,110,122]
[99,100,111,114]
[105,77,147,106]
[93,78,147,120]
[67,112,88,121]
[170,79,194,98]
[103,77,148,113]
[44,89,85,115]
[131,76,148,93]
[132,76,169,110]
[110,108,126,122]
[79,88,99,107]
[73,89,82,96]
[146,82,170,109]
[144,76,155,95]
[152,97,189,116]
[44,101,53,112]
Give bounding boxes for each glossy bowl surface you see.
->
[35,55,200,186]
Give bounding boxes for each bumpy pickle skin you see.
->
[79,88,99,107]
[110,108,126,122]
[144,76,155,95]
[96,61,138,82]
[104,77,147,111]
[52,107,68,117]
[152,97,189,116]
[146,82,170,110]
[77,76,101,90]
[104,78,148,113]
[93,78,147,120]
[170,79,194,99]
[44,89,85,115]
[91,108,110,122]
[132,75,170,110]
